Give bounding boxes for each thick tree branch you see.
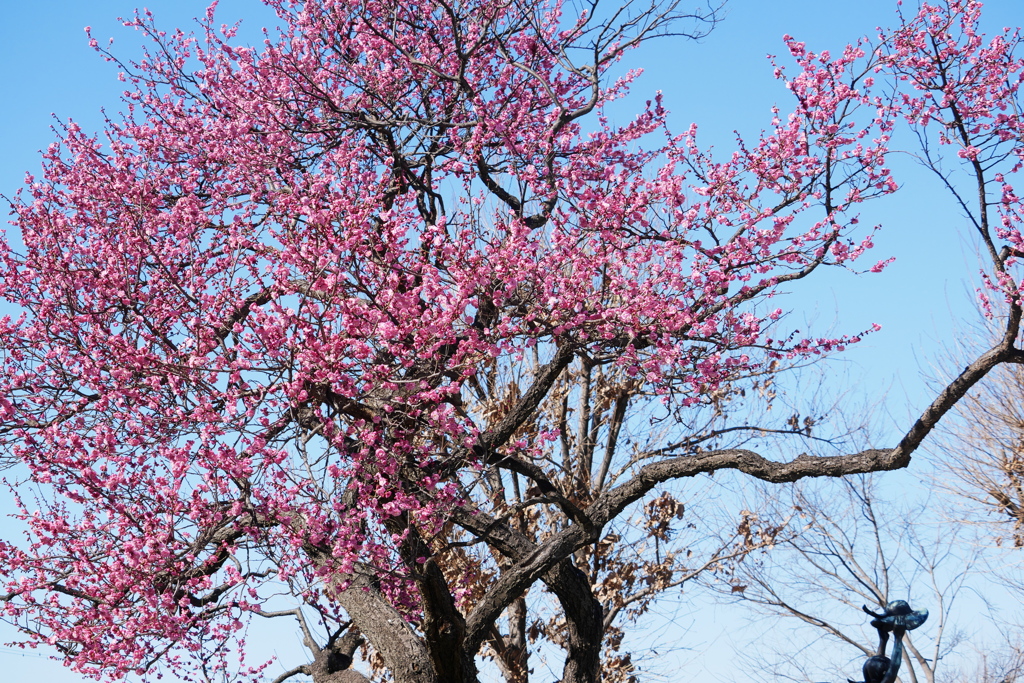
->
[452,506,602,682]
[591,448,894,527]
[305,548,437,683]
[474,343,576,462]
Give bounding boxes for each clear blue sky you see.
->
[1,1,1022,681]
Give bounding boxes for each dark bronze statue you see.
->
[848,601,928,683]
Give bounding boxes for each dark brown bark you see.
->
[452,507,604,683]
[544,561,604,683]
[308,627,370,683]
[321,556,439,683]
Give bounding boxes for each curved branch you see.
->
[591,448,895,527]
[474,343,576,461]
[892,340,1024,461]
[453,507,602,682]
[269,664,312,683]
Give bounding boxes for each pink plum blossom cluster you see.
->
[0,0,1019,680]
[882,0,1024,314]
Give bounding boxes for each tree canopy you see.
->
[1,1,1023,681]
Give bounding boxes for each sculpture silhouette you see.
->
[848,601,928,683]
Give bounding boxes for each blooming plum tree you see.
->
[0,0,1022,682]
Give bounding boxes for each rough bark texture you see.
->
[330,563,439,683]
